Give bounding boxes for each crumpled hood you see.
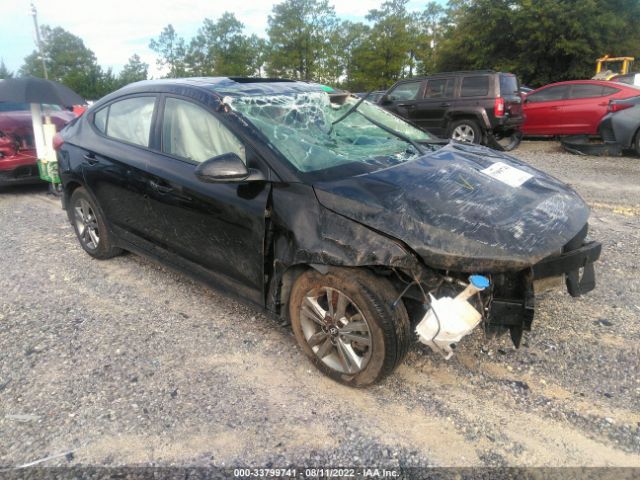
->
[313,142,590,272]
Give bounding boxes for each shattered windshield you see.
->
[227,92,435,174]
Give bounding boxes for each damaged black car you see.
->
[56,78,601,387]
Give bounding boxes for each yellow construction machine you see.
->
[593,55,635,80]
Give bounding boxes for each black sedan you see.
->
[57,78,601,386]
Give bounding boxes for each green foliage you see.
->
[19,25,112,98]
[185,13,265,76]
[149,24,187,78]
[436,0,640,87]
[347,0,418,91]
[266,0,339,82]
[413,2,445,75]
[0,59,13,79]
[118,54,148,86]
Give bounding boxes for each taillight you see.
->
[494,97,505,117]
[608,102,634,113]
[53,132,64,151]
[609,96,640,113]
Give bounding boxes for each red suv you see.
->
[0,103,75,187]
[522,80,640,136]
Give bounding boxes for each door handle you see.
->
[397,103,415,108]
[439,103,451,107]
[83,153,99,165]
[149,179,174,194]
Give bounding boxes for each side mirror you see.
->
[380,95,392,105]
[194,153,265,183]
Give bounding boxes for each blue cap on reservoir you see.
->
[469,275,490,290]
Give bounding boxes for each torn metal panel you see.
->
[268,182,420,270]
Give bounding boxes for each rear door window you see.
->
[388,81,422,101]
[461,76,490,97]
[526,85,570,102]
[424,78,455,98]
[98,96,156,147]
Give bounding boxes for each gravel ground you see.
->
[1,140,639,469]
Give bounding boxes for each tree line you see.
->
[3,0,639,99]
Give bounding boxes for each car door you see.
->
[563,84,620,134]
[142,95,271,303]
[522,85,570,135]
[412,77,456,135]
[381,80,424,122]
[82,95,165,247]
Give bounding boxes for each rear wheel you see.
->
[449,119,482,144]
[289,267,410,387]
[70,187,121,259]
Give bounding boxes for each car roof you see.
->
[115,77,326,98]
[538,79,628,88]
[531,79,640,93]
[393,70,506,83]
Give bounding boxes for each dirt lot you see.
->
[1,140,639,468]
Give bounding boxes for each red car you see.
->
[0,103,75,187]
[522,80,640,136]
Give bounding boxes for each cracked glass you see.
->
[227,92,435,173]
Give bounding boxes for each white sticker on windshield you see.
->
[481,162,533,188]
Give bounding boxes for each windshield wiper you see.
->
[357,111,427,156]
[328,91,372,134]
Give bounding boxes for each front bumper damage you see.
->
[415,225,602,355]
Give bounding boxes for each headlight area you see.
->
[388,224,602,357]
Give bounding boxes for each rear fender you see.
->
[444,108,491,131]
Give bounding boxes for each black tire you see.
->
[634,129,640,156]
[69,187,122,259]
[448,119,482,144]
[289,267,410,387]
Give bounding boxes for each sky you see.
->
[0,0,434,78]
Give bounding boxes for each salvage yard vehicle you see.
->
[57,78,601,386]
[522,80,640,136]
[379,70,524,150]
[562,95,640,156]
[593,55,634,80]
[0,102,74,187]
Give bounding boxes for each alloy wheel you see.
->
[299,287,372,374]
[74,198,100,250]
[452,124,476,143]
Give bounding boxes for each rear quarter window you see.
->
[601,86,620,96]
[461,76,490,97]
[499,75,519,96]
[570,84,618,99]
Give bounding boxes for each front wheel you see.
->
[634,129,640,156]
[289,268,410,387]
[448,119,482,144]
[70,187,122,259]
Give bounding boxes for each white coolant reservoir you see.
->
[416,275,490,359]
